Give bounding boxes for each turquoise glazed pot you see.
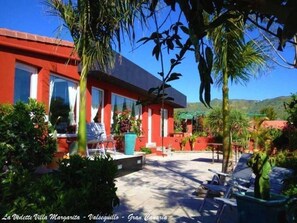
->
[235,191,288,223]
[124,133,137,155]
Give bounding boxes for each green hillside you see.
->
[177,96,291,120]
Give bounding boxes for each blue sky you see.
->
[1,0,297,103]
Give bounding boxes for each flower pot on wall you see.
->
[235,191,288,223]
[124,133,137,155]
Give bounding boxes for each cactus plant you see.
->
[247,150,275,200]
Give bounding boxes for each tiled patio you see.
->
[112,152,238,223]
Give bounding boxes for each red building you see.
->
[0,28,187,153]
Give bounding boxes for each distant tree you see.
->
[284,93,297,128]
[205,109,249,142]
[196,115,205,134]
[228,110,250,143]
[205,108,223,137]
[260,107,277,120]
[249,117,270,151]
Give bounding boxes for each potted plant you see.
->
[113,110,142,155]
[180,137,187,151]
[235,147,289,223]
[188,134,198,151]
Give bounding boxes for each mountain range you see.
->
[178,96,291,120]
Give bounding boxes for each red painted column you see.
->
[104,89,112,135]
[0,52,15,103]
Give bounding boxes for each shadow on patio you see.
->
[112,152,237,223]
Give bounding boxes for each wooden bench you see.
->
[86,122,116,156]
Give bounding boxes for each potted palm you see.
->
[180,137,187,151]
[235,147,289,223]
[188,134,198,151]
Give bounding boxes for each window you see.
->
[49,75,78,134]
[14,63,38,103]
[160,109,168,137]
[91,87,104,123]
[111,94,142,130]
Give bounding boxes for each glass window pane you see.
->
[111,94,142,132]
[49,75,77,134]
[92,88,103,123]
[14,68,31,103]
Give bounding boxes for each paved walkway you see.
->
[113,152,237,223]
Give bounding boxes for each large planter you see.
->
[235,191,288,223]
[124,133,137,155]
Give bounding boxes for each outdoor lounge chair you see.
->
[214,166,294,223]
[199,153,253,214]
[86,122,116,157]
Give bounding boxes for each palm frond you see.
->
[209,14,267,87]
[47,0,147,71]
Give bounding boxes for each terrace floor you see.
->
[112,152,238,223]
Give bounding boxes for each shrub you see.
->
[276,151,297,197]
[0,155,119,221]
[0,99,56,172]
[56,155,119,216]
[0,169,61,218]
[140,147,152,154]
[0,100,119,220]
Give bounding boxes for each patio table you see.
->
[207,143,223,163]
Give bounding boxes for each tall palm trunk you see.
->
[77,47,89,156]
[78,73,87,155]
[77,1,89,156]
[222,69,232,173]
[78,57,88,156]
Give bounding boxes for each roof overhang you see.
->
[81,54,187,108]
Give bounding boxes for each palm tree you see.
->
[260,107,277,120]
[228,109,250,144]
[208,15,267,173]
[47,0,144,155]
[205,107,223,138]
[249,116,270,151]
[205,108,249,143]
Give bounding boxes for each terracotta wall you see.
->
[135,136,211,152]
[0,35,79,108]
[0,34,176,154]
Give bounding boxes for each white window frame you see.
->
[91,87,104,123]
[14,62,38,101]
[49,73,79,136]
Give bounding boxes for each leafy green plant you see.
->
[56,155,119,216]
[276,150,297,197]
[0,99,56,172]
[247,151,275,200]
[140,147,152,154]
[284,93,297,128]
[1,155,119,221]
[188,134,198,150]
[180,137,188,150]
[0,169,60,218]
[0,101,119,220]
